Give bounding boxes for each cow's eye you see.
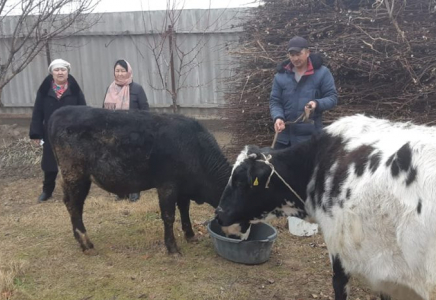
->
[235,180,245,187]
[233,178,249,189]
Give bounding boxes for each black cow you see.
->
[48,106,231,254]
[216,115,436,300]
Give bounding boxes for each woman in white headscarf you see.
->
[29,59,87,203]
[103,59,149,202]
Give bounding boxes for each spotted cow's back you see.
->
[308,114,436,299]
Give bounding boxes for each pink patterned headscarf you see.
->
[103,60,133,110]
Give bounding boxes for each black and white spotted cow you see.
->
[215,115,436,300]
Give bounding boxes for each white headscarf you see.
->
[48,59,71,74]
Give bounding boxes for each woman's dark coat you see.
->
[29,74,86,172]
[127,82,149,110]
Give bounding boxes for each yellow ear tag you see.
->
[253,177,259,186]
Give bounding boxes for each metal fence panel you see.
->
[0,8,247,115]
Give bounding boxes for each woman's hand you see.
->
[32,139,41,146]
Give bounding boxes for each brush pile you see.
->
[0,124,41,178]
[224,0,436,157]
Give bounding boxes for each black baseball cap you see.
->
[287,36,309,52]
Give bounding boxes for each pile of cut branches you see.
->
[224,0,436,158]
[0,124,41,179]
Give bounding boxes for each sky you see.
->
[1,0,261,16]
[93,0,261,12]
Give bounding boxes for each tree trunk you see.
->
[171,93,179,113]
[0,87,3,108]
[168,25,178,113]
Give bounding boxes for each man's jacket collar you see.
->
[276,53,324,74]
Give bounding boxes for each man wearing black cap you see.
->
[270,36,338,148]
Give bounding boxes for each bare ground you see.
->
[0,120,377,300]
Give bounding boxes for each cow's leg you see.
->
[332,254,350,300]
[177,197,196,241]
[380,294,391,300]
[157,185,179,254]
[63,176,93,252]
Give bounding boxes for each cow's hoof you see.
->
[167,246,181,256]
[169,251,182,257]
[186,235,200,243]
[83,248,98,256]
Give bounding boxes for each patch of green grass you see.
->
[0,259,28,300]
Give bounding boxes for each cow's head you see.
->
[215,145,306,238]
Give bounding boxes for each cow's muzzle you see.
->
[214,206,234,227]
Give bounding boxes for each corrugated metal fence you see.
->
[0,8,247,116]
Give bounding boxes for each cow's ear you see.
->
[248,164,262,188]
[249,176,262,188]
[248,161,272,188]
[246,164,255,188]
[247,173,254,188]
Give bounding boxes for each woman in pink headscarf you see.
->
[103,59,149,202]
[104,59,149,111]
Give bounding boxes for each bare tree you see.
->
[140,0,241,113]
[0,0,100,107]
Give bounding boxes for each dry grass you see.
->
[0,177,378,300]
[0,137,41,180]
[0,138,41,166]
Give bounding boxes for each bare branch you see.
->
[140,0,242,112]
[0,0,100,106]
